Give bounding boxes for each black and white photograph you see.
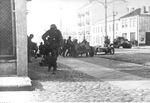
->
[0,0,150,102]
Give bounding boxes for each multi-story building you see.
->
[120,7,150,45]
[90,16,121,46]
[77,3,91,42]
[77,0,127,46]
[77,2,150,46]
[77,2,104,43]
[0,0,31,86]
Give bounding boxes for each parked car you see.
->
[112,37,132,48]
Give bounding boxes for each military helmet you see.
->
[50,24,57,29]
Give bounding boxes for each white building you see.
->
[77,3,92,43]
[120,7,150,45]
[90,16,121,46]
[77,0,128,45]
[77,2,150,46]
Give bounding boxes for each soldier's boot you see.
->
[48,65,51,72]
[52,64,57,74]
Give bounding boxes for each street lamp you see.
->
[112,0,127,42]
[104,0,107,37]
[112,11,117,42]
[59,7,63,32]
[90,0,127,39]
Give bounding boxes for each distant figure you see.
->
[42,24,63,73]
[104,36,110,47]
[66,36,73,56]
[28,34,34,63]
[31,42,38,59]
[62,39,67,57]
[39,42,45,57]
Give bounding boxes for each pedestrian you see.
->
[27,34,34,63]
[42,24,63,74]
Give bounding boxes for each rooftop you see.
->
[120,8,141,18]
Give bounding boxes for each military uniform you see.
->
[27,34,34,63]
[42,24,63,73]
[66,37,73,56]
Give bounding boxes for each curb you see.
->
[0,77,32,91]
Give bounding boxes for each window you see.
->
[125,20,128,27]
[122,20,125,28]
[101,27,103,33]
[122,33,127,39]
[133,18,136,27]
[116,23,118,31]
[97,27,100,33]
[130,32,135,41]
[130,18,132,27]
[130,18,136,27]
[109,24,111,32]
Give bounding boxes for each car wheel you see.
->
[110,48,115,55]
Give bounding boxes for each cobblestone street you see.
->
[1,47,150,102]
[27,53,150,102]
[1,0,150,102]
[98,48,150,65]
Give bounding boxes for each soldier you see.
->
[42,24,63,73]
[39,42,45,57]
[27,34,34,63]
[66,36,73,56]
[62,39,67,57]
[104,36,110,47]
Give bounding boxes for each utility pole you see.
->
[59,7,63,32]
[112,11,118,42]
[112,0,127,42]
[113,11,115,41]
[105,0,107,37]
[112,0,115,42]
[90,0,107,37]
[89,0,127,42]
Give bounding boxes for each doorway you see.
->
[146,32,150,45]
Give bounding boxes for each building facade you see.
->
[77,1,127,46]
[77,3,91,42]
[90,17,121,46]
[77,2,104,43]
[0,0,30,77]
[77,2,150,46]
[120,7,150,45]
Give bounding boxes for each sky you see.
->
[27,0,87,44]
[27,0,150,44]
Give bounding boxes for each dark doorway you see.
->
[0,0,16,59]
[130,32,135,41]
[146,32,150,45]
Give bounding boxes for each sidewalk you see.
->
[0,76,32,91]
[133,45,150,49]
[58,57,150,90]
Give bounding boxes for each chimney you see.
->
[127,7,135,13]
[127,7,130,13]
[142,6,148,14]
[141,6,145,14]
[149,6,150,14]
[131,8,135,11]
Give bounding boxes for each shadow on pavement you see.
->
[28,58,100,90]
[76,55,150,81]
[120,69,150,79]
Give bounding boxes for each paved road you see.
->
[58,47,150,90]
